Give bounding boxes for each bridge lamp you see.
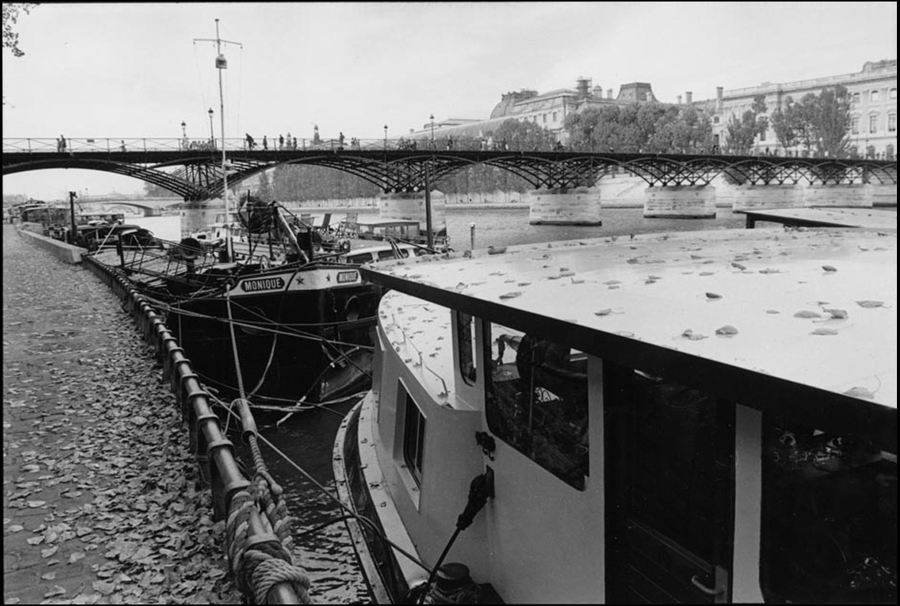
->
[181,121,186,138]
[208,108,214,143]
[589,125,594,153]
[384,124,388,150]
[430,114,435,149]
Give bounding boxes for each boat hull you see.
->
[166,264,383,405]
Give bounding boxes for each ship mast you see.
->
[195,18,242,262]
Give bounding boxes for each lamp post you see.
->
[384,124,388,151]
[208,108,214,147]
[589,125,594,154]
[425,114,435,248]
[181,121,187,150]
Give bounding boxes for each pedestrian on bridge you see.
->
[262,135,268,150]
[245,133,256,149]
[339,132,345,150]
[58,135,67,152]
[279,134,284,150]
[293,136,298,150]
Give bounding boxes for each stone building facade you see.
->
[410,78,657,145]
[696,59,897,159]
[413,60,897,158]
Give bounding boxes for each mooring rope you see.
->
[223,287,313,603]
[225,476,311,604]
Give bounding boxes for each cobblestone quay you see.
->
[3,224,240,604]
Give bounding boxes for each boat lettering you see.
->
[240,277,286,292]
[337,270,359,284]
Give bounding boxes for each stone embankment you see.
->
[3,224,240,604]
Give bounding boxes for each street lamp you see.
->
[430,114,435,149]
[208,108,214,147]
[589,125,594,154]
[384,124,388,151]
[181,121,187,150]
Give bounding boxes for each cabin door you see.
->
[605,364,735,603]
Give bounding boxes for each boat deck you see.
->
[379,292,465,408]
[365,228,897,412]
[737,207,897,232]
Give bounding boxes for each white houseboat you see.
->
[334,227,896,604]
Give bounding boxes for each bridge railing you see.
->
[3,137,896,160]
[3,136,569,154]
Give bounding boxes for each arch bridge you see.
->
[2,137,896,201]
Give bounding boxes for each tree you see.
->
[142,181,180,198]
[813,85,851,157]
[722,95,768,155]
[2,3,37,57]
[794,93,820,154]
[771,95,802,152]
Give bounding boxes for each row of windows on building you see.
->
[851,112,898,134]
[852,87,897,103]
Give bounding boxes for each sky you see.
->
[3,1,897,201]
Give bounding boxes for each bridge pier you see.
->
[870,183,898,207]
[526,186,602,225]
[730,184,804,211]
[802,183,874,208]
[643,185,716,218]
[180,199,226,239]
[378,190,448,236]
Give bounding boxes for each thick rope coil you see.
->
[225,488,256,583]
[245,546,312,604]
[226,470,309,603]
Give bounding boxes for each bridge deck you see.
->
[738,207,897,232]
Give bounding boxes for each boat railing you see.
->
[100,236,223,286]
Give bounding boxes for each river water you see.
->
[136,204,759,246]
[128,205,768,602]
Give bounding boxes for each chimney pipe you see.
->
[677,95,682,105]
[607,88,613,99]
[685,91,693,104]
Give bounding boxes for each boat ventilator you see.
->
[81,253,309,604]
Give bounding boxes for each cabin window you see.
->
[484,323,589,490]
[402,390,426,486]
[760,419,897,603]
[456,312,477,385]
[376,248,409,261]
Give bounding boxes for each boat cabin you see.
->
[341,243,433,265]
[336,215,450,249]
[338,227,897,604]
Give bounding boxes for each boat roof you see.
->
[355,218,420,227]
[737,207,897,232]
[363,228,896,448]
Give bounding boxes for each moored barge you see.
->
[335,227,896,603]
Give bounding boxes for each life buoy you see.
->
[178,237,202,260]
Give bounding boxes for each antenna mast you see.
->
[194,18,242,262]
